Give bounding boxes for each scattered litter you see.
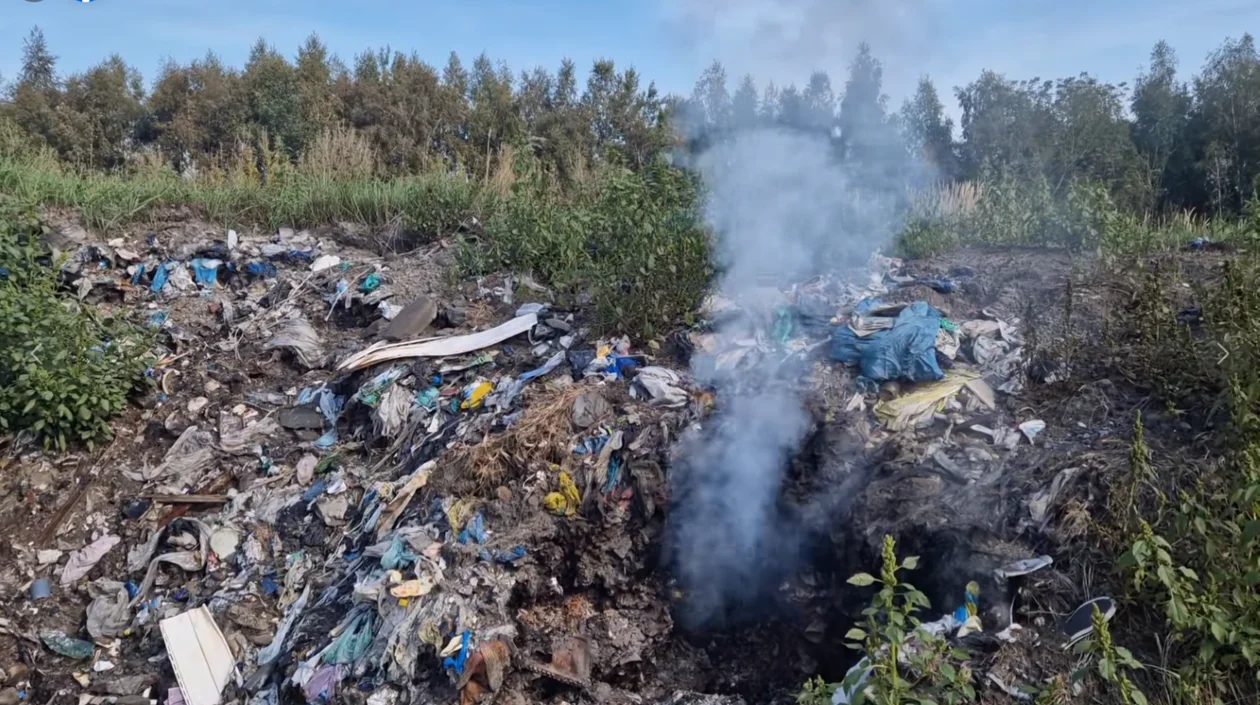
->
[832,301,945,383]
[338,313,538,371]
[85,580,131,639]
[1063,596,1116,649]
[995,555,1053,580]
[310,254,341,272]
[632,367,688,407]
[1018,419,1046,443]
[264,317,325,369]
[161,606,236,705]
[61,534,121,586]
[30,578,51,601]
[41,630,95,660]
[874,369,987,430]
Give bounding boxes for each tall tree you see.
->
[295,34,339,141]
[801,71,837,131]
[1188,34,1260,213]
[731,75,759,129]
[57,55,146,169]
[691,60,731,131]
[17,27,57,93]
[838,43,890,160]
[956,71,1055,181]
[900,77,955,179]
[1131,41,1191,209]
[242,38,304,156]
[11,26,60,150]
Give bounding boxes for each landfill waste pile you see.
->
[1,221,1114,705]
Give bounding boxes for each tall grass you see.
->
[0,146,712,339]
[897,175,1260,259]
[0,158,489,237]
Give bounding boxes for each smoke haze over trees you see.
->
[4,26,1260,217]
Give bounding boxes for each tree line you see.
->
[3,27,1260,217]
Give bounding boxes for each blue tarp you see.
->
[831,301,945,383]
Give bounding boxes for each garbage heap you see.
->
[4,226,1097,705]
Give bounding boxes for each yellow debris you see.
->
[390,576,436,598]
[874,369,985,430]
[448,499,474,533]
[460,381,494,410]
[544,471,582,516]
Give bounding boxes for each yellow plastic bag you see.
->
[544,471,581,516]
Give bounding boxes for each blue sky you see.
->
[2,0,1257,118]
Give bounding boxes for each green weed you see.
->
[0,198,152,450]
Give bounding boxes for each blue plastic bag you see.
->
[831,301,945,383]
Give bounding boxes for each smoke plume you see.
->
[665,1,934,628]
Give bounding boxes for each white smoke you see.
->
[665,1,932,628]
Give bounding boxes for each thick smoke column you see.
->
[670,130,908,628]
[665,1,935,628]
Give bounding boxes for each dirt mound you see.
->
[1,223,1195,705]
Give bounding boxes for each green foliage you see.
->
[0,199,151,450]
[800,535,975,705]
[1071,605,1148,705]
[460,154,711,337]
[795,676,836,705]
[1110,254,1260,703]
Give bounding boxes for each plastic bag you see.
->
[831,301,944,383]
[325,610,375,664]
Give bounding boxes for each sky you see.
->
[1,0,1257,119]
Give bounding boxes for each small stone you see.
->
[296,454,317,485]
[277,406,324,430]
[545,317,572,333]
[441,306,467,327]
[209,527,241,559]
[204,379,222,393]
[384,297,438,341]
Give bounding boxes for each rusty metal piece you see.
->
[156,472,234,530]
[522,636,591,689]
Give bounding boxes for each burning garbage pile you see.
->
[2,221,1110,705]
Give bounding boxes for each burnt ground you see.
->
[0,219,1233,705]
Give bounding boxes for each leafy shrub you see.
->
[461,154,712,338]
[0,198,151,449]
[1111,254,1260,703]
[795,535,975,705]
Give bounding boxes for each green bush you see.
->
[1109,254,1260,703]
[0,199,151,450]
[460,155,712,338]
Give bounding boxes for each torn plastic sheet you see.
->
[297,386,345,449]
[325,608,375,664]
[300,664,341,704]
[264,317,325,369]
[86,579,132,639]
[831,301,945,383]
[458,513,487,545]
[518,351,565,382]
[129,519,212,605]
[379,536,417,570]
[353,366,405,407]
[126,425,215,484]
[191,258,223,287]
[631,367,687,407]
[374,386,412,439]
[151,262,171,293]
[61,534,122,586]
[258,584,311,666]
